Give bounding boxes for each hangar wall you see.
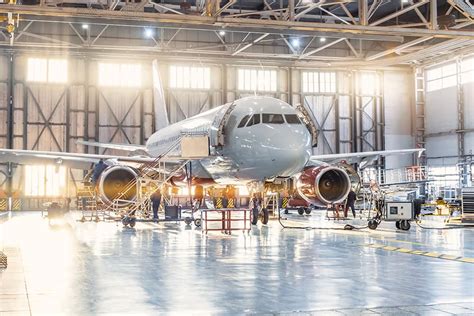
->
[0,53,415,204]
[424,56,474,167]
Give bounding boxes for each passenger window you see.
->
[285,114,301,124]
[246,114,261,127]
[238,115,250,128]
[262,114,284,124]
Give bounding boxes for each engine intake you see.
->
[296,165,351,206]
[98,165,138,207]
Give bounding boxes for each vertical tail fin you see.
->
[152,60,169,131]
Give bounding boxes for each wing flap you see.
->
[310,148,425,165]
[76,140,147,152]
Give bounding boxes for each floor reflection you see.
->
[0,211,473,314]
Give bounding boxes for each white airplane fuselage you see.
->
[146,97,312,184]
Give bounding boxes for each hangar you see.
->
[0,0,473,314]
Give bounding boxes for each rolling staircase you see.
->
[102,133,208,223]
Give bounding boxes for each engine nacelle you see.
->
[296,165,351,206]
[98,165,138,207]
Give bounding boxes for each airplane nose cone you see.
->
[266,128,312,176]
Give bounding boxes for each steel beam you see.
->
[365,36,434,61]
[299,38,346,59]
[0,5,472,39]
[232,33,269,55]
[370,1,430,26]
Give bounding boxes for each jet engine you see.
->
[296,165,351,206]
[97,165,138,207]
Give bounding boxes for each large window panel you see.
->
[237,69,277,92]
[426,62,457,92]
[301,71,336,93]
[461,56,474,84]
[27,58,68,83]
[169,65,211,89]
[99,63,142,87]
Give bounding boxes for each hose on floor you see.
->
[277,210,368,231]
[414,220,471,230]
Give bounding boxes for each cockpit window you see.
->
[237,115,250,128]
[246,114,261,127]
[262,114,284,124]
[285,114,301,124]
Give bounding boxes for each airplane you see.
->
[0,96,424,221]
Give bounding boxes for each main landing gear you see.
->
[252,207,269,225]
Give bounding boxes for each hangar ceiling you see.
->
[0,0,473,67]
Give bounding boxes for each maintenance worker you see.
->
[413,196,425,219]
[194,185,204,210]
[345,188,357,218]
[150,188,162,220]
[91,159,107,185]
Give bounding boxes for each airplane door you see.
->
[209,102,236,147]
[295,102,319,148]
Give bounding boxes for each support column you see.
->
[6,54,14,210]
[456,58,467,186]
[288,0,295,21]
[358,0,368,26]
[430,0,438,30]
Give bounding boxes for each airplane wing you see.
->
[0,148,165,170]
[311,148,425,166]
[76,140,147,153]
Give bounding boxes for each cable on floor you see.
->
[277,210,368,231]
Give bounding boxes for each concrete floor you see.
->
[0,211,473,315]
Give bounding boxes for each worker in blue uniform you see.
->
[150,188,162,220]
[91,159,107,185]
[345,189,357,218]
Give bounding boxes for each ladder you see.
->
[105,132,208,220]
[414,68,426,165]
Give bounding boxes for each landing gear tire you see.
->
[129,218,136,228]
[283,209,289,214]
[252,208,259,225]
[297,207,305,215]
[261,208,269,225]
[395,221,401,229]
[184,217,193,226]
[194,218,202,227]
[121,217,130,227]
[304,208,311,215]
[400,220,411,231]
[368,219,378,230]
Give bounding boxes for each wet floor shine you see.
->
[1,211,473,315]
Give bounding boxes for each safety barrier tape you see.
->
[282,198,288,208]
[215,198,223,209]
[0,199,7,211]
[364,243,474,264]
[227,198,235,208]
[12,199,21,211]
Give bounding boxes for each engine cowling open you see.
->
[97,165,138,208]
[296,165,351,206]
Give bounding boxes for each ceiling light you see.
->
[82,24,89,29]
[320,37,327,42]
[291,38,300,48]
[402,0,409,2]
[219,30,226,36]
[144,28,154,38]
